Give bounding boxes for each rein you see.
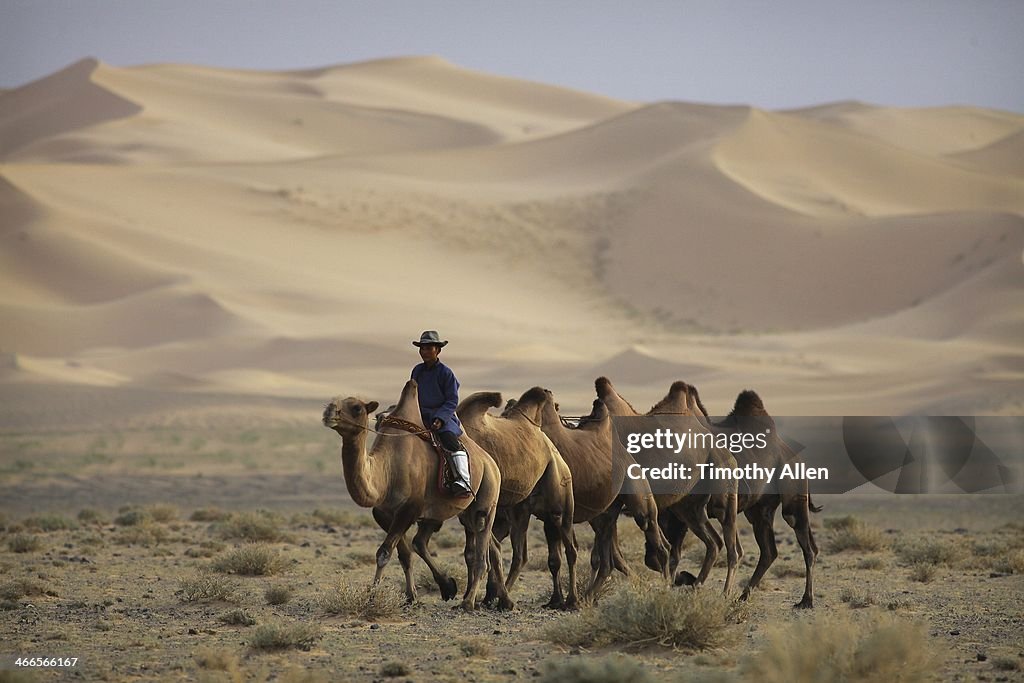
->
[327,412,431,439]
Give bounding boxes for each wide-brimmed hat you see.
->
[413,330,448,347]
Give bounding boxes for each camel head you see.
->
[322,396,379,436]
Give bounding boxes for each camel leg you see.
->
[372,506,419,588]
[484,508,511,606]
[557,493,579,610]
[740,501,778,600]
[503,503,532,591]
[486,534,514,611]
[783,497,817,609]
[621,493,669,578]
[459,505,495,611]
[587,509,620,599]
[540,516,565,609]
[661,511,688,578]
[371,509,416,602]
[410,519,458,601]
[720,491,739,595]
[673,495,718,587]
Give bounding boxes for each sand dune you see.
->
[0,57,1021,415]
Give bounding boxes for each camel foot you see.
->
[459,600,478,612]
[674,570,698,587]
[793,596,814,609]
[541,597,564,610]
[495,597,515,612]
[561,597,580,611]
[739,588,752,602]
[439,577,458,602]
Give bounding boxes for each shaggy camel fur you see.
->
[508,387,669,598]
[458,392,579,609]
[679,385,821,608]
[322,380,511,611]
[595,377,739,594]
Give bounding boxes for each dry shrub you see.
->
[839,587,876,608]
[195,647,241,672]
[738,611,936,683]
[191,507,231,522]
[857,557,884,570]
[545,578,746,650]
[538,654,654,683]
[249,621,320,652]
[318,581,403,620]
[909,562,937,583]
[177,573,238,603]
[217,511,288,543]
[146,504,179,523]
[895,538,965,567]
[219,608,257,626]
[113,522,169,547]
[827,519,886,553]
[22,515,76,532]
[212,545,288,576]
[77,508,105,525]
[458,637,491,657]
[264,585,292,605]
[7,533,42,553]
[185,541,227,558]
[992,548,1024,574]
[114,507,151,526]
[380,661,410,677]
[0,577,51,601]
[993,656,1022,671]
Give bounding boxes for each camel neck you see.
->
[339,429,384,507]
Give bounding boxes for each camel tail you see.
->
[808,495,823,514]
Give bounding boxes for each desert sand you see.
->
[1,55,1022,418]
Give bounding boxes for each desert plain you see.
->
[1,56,1023,681]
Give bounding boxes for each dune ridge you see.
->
[1,57,1021,415]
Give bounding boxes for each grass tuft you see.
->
[538,654,654,683]
[249,621,320,652]
[217,511,289,543]
[826,519,886,553]
[737,611,935,682]
[191,507,231,522]
[7,533,42,553]
[545,578,746,650]
[380,661,411,677]
[895,538,965,567]
[909,562,937,583]
[177,573,238,603]
[218,608,257,626]
[211,545,288,576]
[318,581,403,620]
[264,585,292,605]
[458,637,491,657]
[839,587,876,608]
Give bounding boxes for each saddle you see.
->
[377,414,468,496]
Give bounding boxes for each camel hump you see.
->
[594,376,614,398]
[391,380,424,423]
[669,380,690,394]
[457,391,503,420]
[516,386,549,407]
[686,384,710,418]
[733,389,766,416]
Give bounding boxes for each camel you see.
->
[507,387,669,598]
[595,377,739,595]
[457,392,579,609]
[673,383,821,608]
[321,379,512,611]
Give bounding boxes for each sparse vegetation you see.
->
[318,581,403,620]
[538,654,654,683]
[545,578,747,650]
[211,544,288,576]
[146,504,178,523]
[114,506,152,526]
[7,533,42,553]
[264,585,292,605]
[22,514,76,532]
[459,637,491,657]
[895,538,965,567]
[76,508,105,524]
[380,661,411,677]
[839,586,876,608]
[909,562,937,583]
[857,556,884,570]
[191,506,231,522]
[826,517,886,553]
[218,608,257,626]
[249,621,320,652]
[217,511,289,543]
[736,612,936,682]
[177,573,238,603]
[113,522,169,547]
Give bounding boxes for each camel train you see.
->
[322,377,820,612]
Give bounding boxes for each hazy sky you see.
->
[3,0,1023,112]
